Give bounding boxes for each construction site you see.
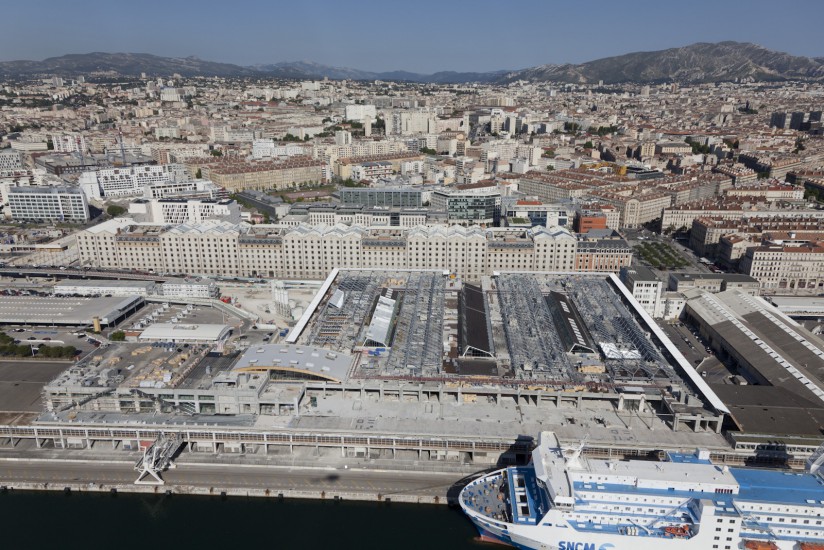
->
[291,270,692,389]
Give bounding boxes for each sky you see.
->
[2,0,824,74]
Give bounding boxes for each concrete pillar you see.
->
[639,395,647,414]
[618,394,625,411]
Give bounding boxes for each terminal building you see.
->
[41,271,726,438]
[683,289,824,450]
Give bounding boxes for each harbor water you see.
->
[0,490,483,549]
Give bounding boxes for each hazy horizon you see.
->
[2,0,823,73]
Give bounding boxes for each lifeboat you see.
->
[664,525,690,537]
[743,541,778,550]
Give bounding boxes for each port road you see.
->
[0,458,465,498]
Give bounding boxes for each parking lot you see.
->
[0,360,70,413]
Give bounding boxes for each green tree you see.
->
[210,149,223,157]
[109,331,126,341]
[107,205,127,217]
[195,168,202,179]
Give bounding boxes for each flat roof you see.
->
[670,272,759,284]
[232,344,353,383]
[0,296,142,325]
[770,296,824,315]
[686,290,824,404]
[54,280,155,290]
[138,323,231,342]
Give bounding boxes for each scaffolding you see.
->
[384,272,445,376]
[568,277,675,382]
[496,274,576,381]
[305,271,381,351]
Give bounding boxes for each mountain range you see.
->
[1,42,823,84]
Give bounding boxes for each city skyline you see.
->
[2,0,824,73]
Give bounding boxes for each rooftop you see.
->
[232,344,353,383]
[0,296,142,326]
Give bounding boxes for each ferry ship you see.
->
[460,432,824,550]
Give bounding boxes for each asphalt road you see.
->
[0,459,464,497]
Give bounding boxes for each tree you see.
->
[419,147,437,155]
[109,331,126,341]
[195,168,202,179]
[107,205,127,217]
[210,149,223,157]
[583,141,594,149]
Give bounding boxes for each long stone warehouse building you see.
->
[76,219,632,280]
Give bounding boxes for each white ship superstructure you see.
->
[460,432,824,550]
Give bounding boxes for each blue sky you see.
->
[2,0,823,73]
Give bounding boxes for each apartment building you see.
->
[589,190,672,228]
[79,164,191,199]
[619,265,663,317]
[251,140,310,160]
[7,186,90,222]
[128,198,241,225]
[77,220,617,280]
[143,179,226,200]
[739,243,824,294]
[49,133,86,154]
[0,150,23,172]
[195,158,325,191]
[334,152,422,180]
[574,239,633,272]
[660,201,824,231]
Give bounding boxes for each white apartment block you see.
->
[619,266,664,317]
[7,186,90,222]
[143,179,224,200]
[161,281,219,298]
[251,140,310,160]
[50,134,86,153]
[385,110,437,135]
[154,127,180,140]
[79,164,191,199]
[77,220,588,280]
[128,198,241,225]
[344,104,376,123]
[0,150,23,172]
[210,126,258,143]
[159,87,183,102]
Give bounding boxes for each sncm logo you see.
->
[557,543,615,550]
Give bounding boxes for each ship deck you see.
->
[731,468,824,506]
[462,471,510,523]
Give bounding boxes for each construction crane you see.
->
[118,131,127,166]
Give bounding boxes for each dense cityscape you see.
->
[2,12,824,549]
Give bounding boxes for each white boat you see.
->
[459,432,824,550]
